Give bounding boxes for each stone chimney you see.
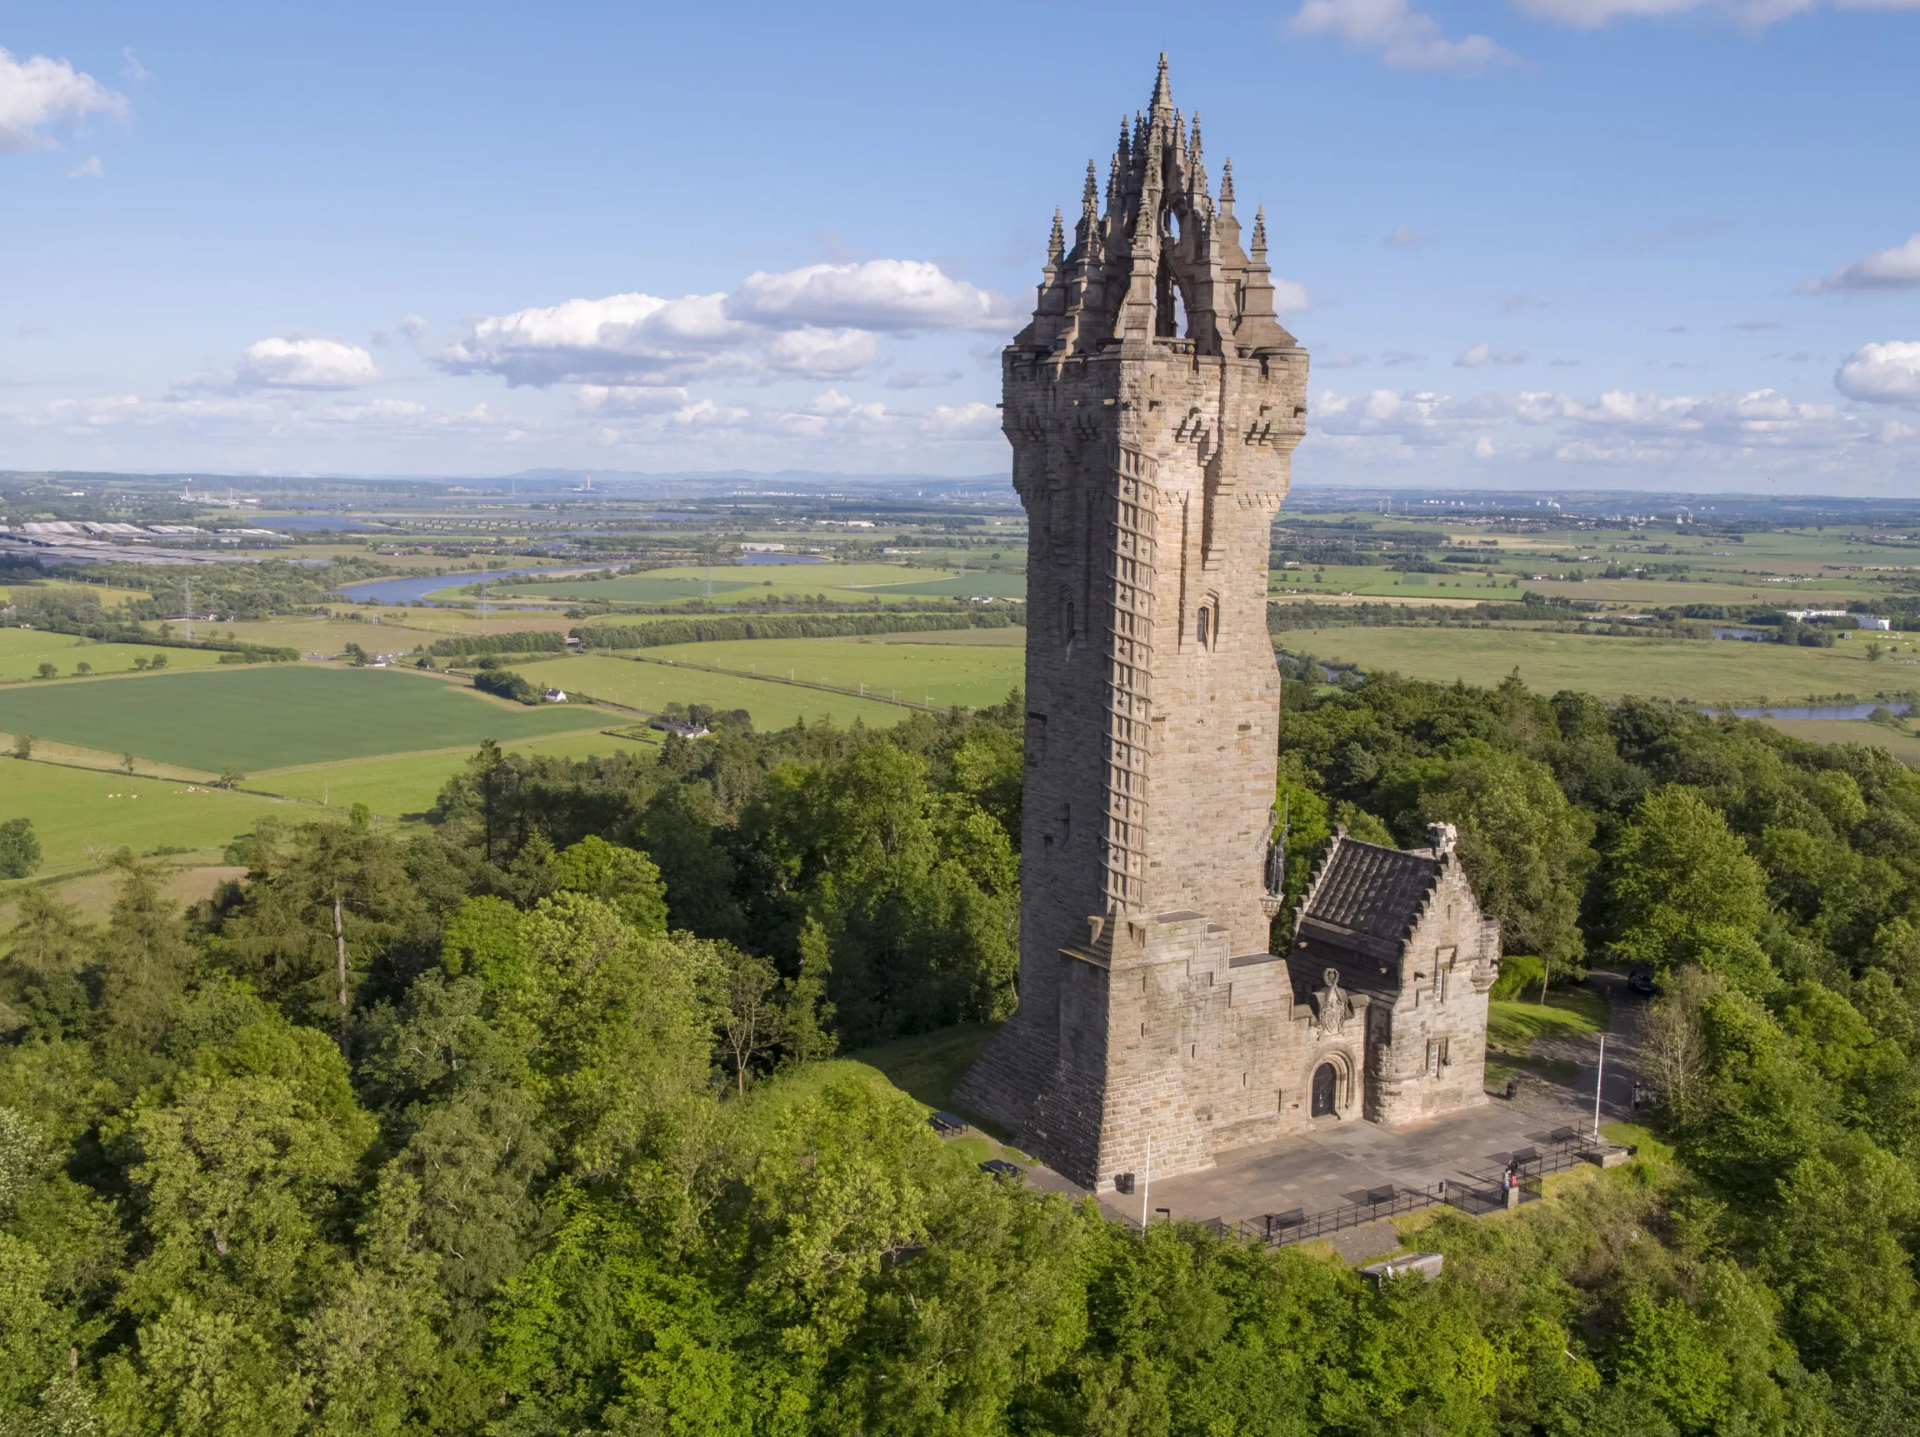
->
[1426,822,1458,857]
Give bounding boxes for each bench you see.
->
[1366,1185,1396,1206]
[1265,1208,1306,1237]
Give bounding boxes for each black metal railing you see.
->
[1228,1130,1609,1247]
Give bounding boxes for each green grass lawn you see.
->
[0,629,229,683]
[0,757,295,880]
[639,636,1025,709]
[252,727,657,818]
[1484,988,1606,1091]
[1277,624,1905,705]
[0,665,591,772]
[510,654,907,730]
[846,1024,1002,1115]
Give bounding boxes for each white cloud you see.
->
[1512,0,1812,29]
[1290,0,1522,71]
[724,260,1012,332]
[1384,224,1431,249]
[885,368,963,389]
[1323,353,1369,369]
[1456,342,1528,367]
[1800,234,1920,294]
[1836,341,1920,406]
[1308,383,1893,467]
[921,402,1001,439]
[121,49,149,82]
[237,337,379,390]
[0,47,127,152]
[763,326,878,377]
[576,385,694,415]
[438,259,1009,388]
[65,154,101,179]
[1273,279,1313,313]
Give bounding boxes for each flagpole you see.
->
[1593,1033,1606,1140]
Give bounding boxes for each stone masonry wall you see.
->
[956,338,1316,1190]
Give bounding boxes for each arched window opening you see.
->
[1059,592,1076,648]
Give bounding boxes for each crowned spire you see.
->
[1048,209,1065,266]
[1150,52,1172,117]
[1252,206,1268,257]
[1082,161,1098,210]
[1189,113,1203,168]
[1219,158,1235,207]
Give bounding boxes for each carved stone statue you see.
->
[1314,967,1348,1037]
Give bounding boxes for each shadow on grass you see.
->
[848,1023,1001,1113]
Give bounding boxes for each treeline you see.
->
[5,676,1920,1431]
[427,629,568,657]
[579,608,1019,649]
[3,586,297,661]
[1267,592,1583,632]
[85,556,390,621]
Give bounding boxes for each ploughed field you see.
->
[0,665,588,773]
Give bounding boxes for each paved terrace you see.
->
[1021,974,1647,1246]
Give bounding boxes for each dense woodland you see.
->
[5,672,1920,1434]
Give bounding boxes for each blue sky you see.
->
[3,0,1918,491]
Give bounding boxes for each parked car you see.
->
[1628,967,1659,997]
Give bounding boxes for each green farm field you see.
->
[0,757,294,880]
[1270,564,1520,600]
[0,629,229,683]
[252,726,658,818]
[205,610,572,653]
[1279,625,1912,705]
[641,636,1025,709]
[860,572,1028,599]
[1760,717,1920,766]
[507,562,956,607]
[511,654,906,729]
[0,665,590,772]
[0,580,151,608]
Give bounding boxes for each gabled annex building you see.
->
[955,58,1500,1193]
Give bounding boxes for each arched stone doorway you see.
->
[1310,1062,1338,1118]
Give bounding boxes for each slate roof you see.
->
[1297,837,1442,948]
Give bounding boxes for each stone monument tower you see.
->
[956,57,1316,1190]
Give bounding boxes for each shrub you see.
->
[0,816,41,878]
[473,668,538,704]
[1491,953,1546,1001]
